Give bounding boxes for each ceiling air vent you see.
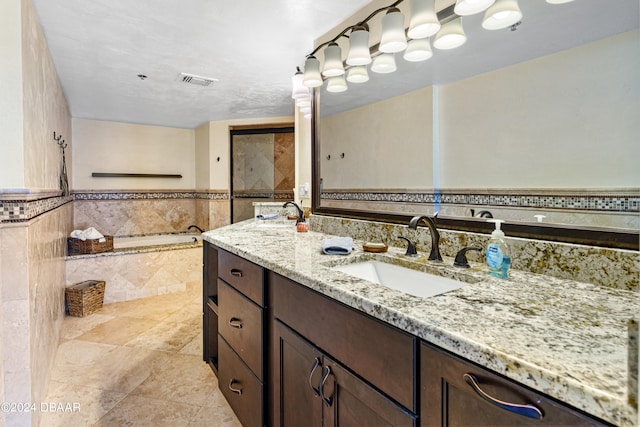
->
[177,72,218,87]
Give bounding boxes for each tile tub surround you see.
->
[65,241,202,304]
[310,215,639,292]
[204,220,639,426]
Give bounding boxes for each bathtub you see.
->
[113,233,202,249]
[66,233,203,304]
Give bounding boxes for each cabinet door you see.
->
[420,342,608,427]
[272,320,323,427]
[322,356,417,427]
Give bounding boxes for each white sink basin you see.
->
[332,261,468,298]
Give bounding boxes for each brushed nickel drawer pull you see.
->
[463,373,543,420]
[228,317,243,329]
[230,269,243,278]
[229,379,243,395]
[308,357,321,397]
[319,366,334,407]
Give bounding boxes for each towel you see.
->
[321,237,354,255]
[70,227,106,242]
[256,213,279,220]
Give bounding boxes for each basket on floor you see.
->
[67,236,113,255]
[65,280,105,317]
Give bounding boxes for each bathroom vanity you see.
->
[203,219,637,427]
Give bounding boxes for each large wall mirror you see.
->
[312,0,639,249]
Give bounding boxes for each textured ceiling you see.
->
[31,0,370,129]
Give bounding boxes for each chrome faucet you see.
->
[408,215,442,262]
[282,201,305,223]
[188,225,204,233]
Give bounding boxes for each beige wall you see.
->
[0,0,25,189]
[440,30,640,189]
[317,31,639,192]
[72,118,195,190]
[195,122,210,190]
[0,1,73,426]
[321,85,434,189]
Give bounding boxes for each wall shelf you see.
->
[91,173,182,179]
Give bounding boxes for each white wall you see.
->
[72,118,196,190]
[0,0,25,190]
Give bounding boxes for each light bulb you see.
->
[379,8,407,53]
[302,56,323,88]
[346,26,371,66]
[408,0,440,39]
[322,43,345,77]
[482,0,522,30]
[433,18,466,50]
[371,53,397,74]
[454,0,495,16]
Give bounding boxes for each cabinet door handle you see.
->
[463,373,543,420]
[228,317,243,329]
[230,269,243,278]
[319,366,334,407]
[229,379,243,395]
[308,357,321,396]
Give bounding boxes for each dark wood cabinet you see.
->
[420,342,610,427]
[203,242,218,372]
[208,246,266,426]
[204,245,610,427]
[272,320,416,427]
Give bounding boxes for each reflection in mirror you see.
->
[312,0,639,249]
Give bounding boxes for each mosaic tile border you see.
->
[0,190,231,223]
[73,190,230,201]
[320,189,640,213]
[0,195,73,223]
[233,190,295,200]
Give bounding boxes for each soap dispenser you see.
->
[486,219,510,279]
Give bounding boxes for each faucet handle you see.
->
[397,236,417,256]
[454,246,483,268]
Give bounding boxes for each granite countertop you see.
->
[204,219,638,426]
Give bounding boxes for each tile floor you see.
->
[41,283,241,427]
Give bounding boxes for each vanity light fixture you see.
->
[408,0,440,39]
[403,37,433,62]
[326,75,348,92]
[347,65,370,83]
[323,43,346,77]
[291,67,309,99]
[482,0,522,30]
[371,53,397,73]
[433,17,467,50]
[454,0,495,16]
[379,8,408,53]
[346,25,372,65]
[302,55,323,88]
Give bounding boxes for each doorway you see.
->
[230,126,295,223]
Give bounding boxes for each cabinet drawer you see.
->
[218,249,264,306]
[218,338,263,427]
[420,342,608,426]
[270,271,416,412]
[218,279,264,380]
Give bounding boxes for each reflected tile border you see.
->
[321,188,640,213]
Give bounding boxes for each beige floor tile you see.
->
[125,320,200,352]
[94,394,199,427]
[76,346,173,394]
[130,353,216,407]
[39,380,126,427]
[178,330,203,356]
[98,296,182,321]
[188,389,242,427]
[60,313,116,341]
[75,316,158,346]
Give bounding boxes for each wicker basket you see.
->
[67,236,113,255]
[65,280,105,317]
